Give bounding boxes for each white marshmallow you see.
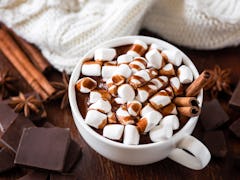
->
[89,89,111,104]
[137,111,163,133]
[129,70,151,88]
[89,99,111,113]
[129,57,147,73]
[162,103,178,115]
[150,76,168,89]
[127,40,148,57]
[149,124,170,142]
[145,49,163,69]
[117,54,133,64]
[85,110,107,129]
[136,83,157,102]
[107,112,117,124]
[82,61,102,76]
[160,63,175,76]
[116,106,134,125]
[162,50,182,66]
[75,77,97,93]
[103,124,124,140]
[178,65,193,84]
[94,48,116,61]
[114,97,126,105]
[146,68,159,78]
[102,64,118,80]
[170,77,183,95]
[149,43,164,51]
[149,90,171,109]
[165,86,174,99]
[161,115,180,130]
[140,103,157,117]
[117,84,135,102]
[123,125,140,145]
[114,64,132,78]
[127,100,142,116]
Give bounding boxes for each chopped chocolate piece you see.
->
[229,81,240,109]
[0,115,35,152]
[18,171,49,180]
[203,131,227,158]
[0,101,18,132]
[15,127,71,172]
[0,147,15,173]
[229,118,240,138]
[50,173,77,180]
[200,99,229,130]
[64,140,82,172]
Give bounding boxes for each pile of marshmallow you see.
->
[75,40,194,145]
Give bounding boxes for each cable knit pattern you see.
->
[1,0,240,73]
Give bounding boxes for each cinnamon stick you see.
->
[0,28,55,99]
[174,97,199,107]
[185,70,212,97]
[11,32,51,72]
[0,39,48,100]
[177,106,201,117]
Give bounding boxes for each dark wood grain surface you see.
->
[0,29,240,180]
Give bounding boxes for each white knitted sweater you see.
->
[1,0,240,73]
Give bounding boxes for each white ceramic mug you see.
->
[68,36,211,170]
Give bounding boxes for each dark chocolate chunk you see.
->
[15,127,71,172]
[203,131,227,157]
[50,173,77,180]
[18,171,49,180]
[200,99,229,130]
[64,140,82,172]
[0,101,18,133]
[229,81,240,109]
[0,147,15,173]
[229,118,240,138]
[0,115,35,152]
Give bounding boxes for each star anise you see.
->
[204,65,232,97]
[9,92,45,117]
[50,71,69,109]
[0,70,17,99]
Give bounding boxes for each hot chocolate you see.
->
[75,39,202,145]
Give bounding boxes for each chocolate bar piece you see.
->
[0,147,15,173]
[15,127,71,172]
[50,174,77,180]
[203,131,227,157]
[229,81,240,109]
[200,99,229,130]
[64,140,82,172]
[0,102,18,132]
[18,171,48,180]
[229,118,240,138]
[0,115,35,152]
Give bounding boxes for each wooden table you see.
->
[0,29,240,179]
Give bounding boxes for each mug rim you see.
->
[69,35,203,149]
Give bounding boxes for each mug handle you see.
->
[168,135,211,170]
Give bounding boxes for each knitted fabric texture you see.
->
[1,0,240,73]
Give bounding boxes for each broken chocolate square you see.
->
[0,101,18,133]
[229,118,240,138]
[200,99,229,130]
[0,147,15,173]
[18,171,49,180]
[15,127,71,172]
[0,115,35,152]
[203,131,227,157]
[229,81,240,109]
[64,140,82,172]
